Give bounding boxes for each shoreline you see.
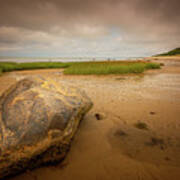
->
[145,55,180,61]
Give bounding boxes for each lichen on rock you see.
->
[0,76,93,179]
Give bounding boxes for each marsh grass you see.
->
[134,121,148,130]
[0,62,70,73]
[0,62,18,72]
[0,61,160,75]
[64,61,160,75]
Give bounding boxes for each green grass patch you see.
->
[144,63,161,69]
[0,62,18,72]
[0,61,160,76]
[17,62,70,70]
[134,122,148,130]
[0,62,70,73]
[64,61,160,75]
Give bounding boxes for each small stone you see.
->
[150,111,156,115]
[95,113,103,120]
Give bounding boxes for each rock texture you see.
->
[0,76,92,179]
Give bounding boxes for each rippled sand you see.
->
[1,59,180,180]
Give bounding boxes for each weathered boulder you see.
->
[0,76,92,179]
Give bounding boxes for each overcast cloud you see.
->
[0,0,179,57]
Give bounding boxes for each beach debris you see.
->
[150,111,156,115]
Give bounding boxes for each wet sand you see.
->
[1,59,180,180]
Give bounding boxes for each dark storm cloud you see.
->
[0,0,180,31]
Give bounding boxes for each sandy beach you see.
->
[146,56,180,62]
[1,58,180,180]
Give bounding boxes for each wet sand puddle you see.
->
[0,60,179,180]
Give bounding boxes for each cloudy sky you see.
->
[0,0,179,57]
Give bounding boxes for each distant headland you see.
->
[155,47,180,56]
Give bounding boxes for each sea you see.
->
[0,57,145,63]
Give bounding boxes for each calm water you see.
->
[0,57,144,63]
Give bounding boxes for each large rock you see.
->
[0,76,92,179]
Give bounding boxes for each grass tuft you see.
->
[64,61,160,75]
[134,121,148,130]
[0,62,70,73]
[0,61,160,75]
